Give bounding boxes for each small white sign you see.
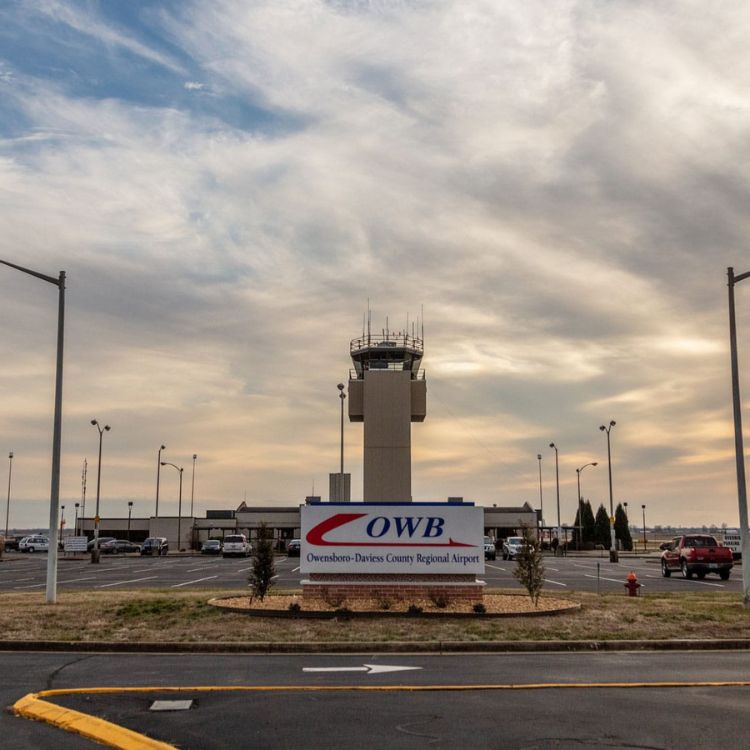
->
[301,503,484,575]
[64,536,88,552]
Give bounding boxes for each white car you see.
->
[19,535,50,553]
[222,534,251,557]
[502,536,525,560]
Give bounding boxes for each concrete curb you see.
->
[1,638,750,654]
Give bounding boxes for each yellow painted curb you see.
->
[13,692,176,750]
[15,680,750,749]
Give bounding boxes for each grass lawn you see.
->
[0,589,747,644]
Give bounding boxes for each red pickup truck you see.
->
[660,535,733,580]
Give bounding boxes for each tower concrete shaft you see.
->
[348,329,426,502]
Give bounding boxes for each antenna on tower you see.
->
[386,316,389,340]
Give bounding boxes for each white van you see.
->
[222,534,251,558]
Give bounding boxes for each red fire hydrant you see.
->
[624,571,641,597]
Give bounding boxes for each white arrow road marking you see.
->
[303,664,422,675]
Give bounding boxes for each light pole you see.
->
[727,266,750,607]
[90,419,111,564]
[74,502,79,536]
[338,383,346,474]
[1,259,65,604]
[549,443,560,537]
[537,453,544,540]
[190,454,197,517]
[641,504,647,553]
[81,458,87,535]
[4,451,13,541]
[127,501,133,542]
[600,420,618,563]
[59,505,65,541]
[162,462,183,552]
[623,502,629,549]
[155,445,166,517]
[575,462,597,549]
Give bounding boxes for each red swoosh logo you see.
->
[305,513,474,548]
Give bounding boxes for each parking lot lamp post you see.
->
[576,462,597,549]
[727,266,750,607]
[90,419,110,564]
[190,454,197,517]
[4,451,12,540]
[127,501,133,541]
[549,443,560,535]
[155,445,166,517]
[641,504,647,552]
[74,502,79,536]
[59,505,65,541]
[0,260,65,604]
[537,454,544,538]
[162,462,183,551]
[599,421,619,563]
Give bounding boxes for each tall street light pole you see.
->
[162,462,183,552]
[537,453,544,539]
[81,459,87,534]
[4,451,13,540]
[127,501,133,542]
[728,266,750,607]
[59,505,65,541]
[600,420,618,563]
[337,383,346,474]
[549,443,560,535]
[190,454,197,517]
[90,419,111,564]
[74,502,79,536]
[155,445,166,517]
[0,259,65,604]
[575,462,598,549]
[641,504,647,553]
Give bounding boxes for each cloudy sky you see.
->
[1,0,749,529]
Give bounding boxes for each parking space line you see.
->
[236,566,252,572]
[186,566,217,573]
[543,578,567,587]
[292,566,300,573]
[485,563,507,572]
[171,576,218,588]
[584,574,643,586]
[97,576,158,589]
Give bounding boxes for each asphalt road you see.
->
[0,551,743,593]
[3,651,749,748]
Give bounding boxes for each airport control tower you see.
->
[348,323,426,502]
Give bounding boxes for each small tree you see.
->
[614,503,633,551]
[513,524,545,606]
[248,522,275,601]
[594,504,612,548]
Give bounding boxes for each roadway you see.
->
[0,552,743,593]
[2,651,748,748]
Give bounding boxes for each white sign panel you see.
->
[64,536,88,552]
[301,503,484,575]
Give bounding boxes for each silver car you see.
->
[502,536,525,560]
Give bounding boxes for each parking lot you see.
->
[0,551,743,593]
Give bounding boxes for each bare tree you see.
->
[513,524,545,606]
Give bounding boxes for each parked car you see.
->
[19,535,50,553]
[502,536,525,560]
[100,539,141,554]
[661,534,733,580]
[140,537,169,556]
[3,534,26,551]
[201,539,222,555]
[483,536,496,561]
[222,534,251,558]
[87,536,116,552]
[287,539,301,557]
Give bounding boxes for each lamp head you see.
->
[599,425,605,431]
[104,425,110,431]
[91,419,97,426]
[75,502,79,508]
[549,442,555,449]
[193,454,197,460]
[610,420,616,427]
[592,461,598,466]
[8,451,12,459]
[128,501,133,508]
[641,503,646,509]
[160,461,167,466]
[537,454,542,460]
[160,444,166,451]
[337,383,345,391]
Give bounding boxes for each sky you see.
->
[1,0,750,530]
